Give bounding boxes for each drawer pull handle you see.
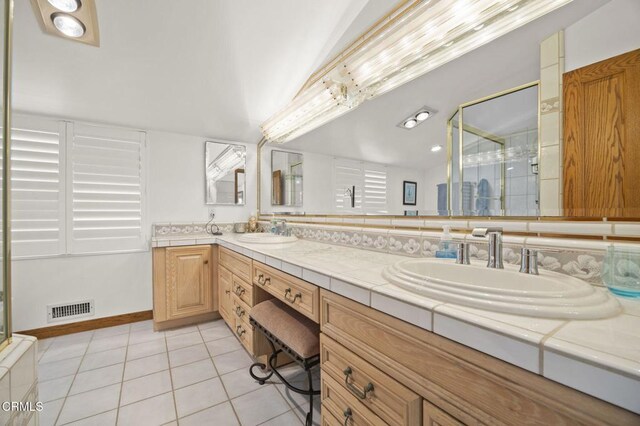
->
[343,408,352,426]
[235,306,245,317]
[236,326,246,336]
[225,290,230,295]
[343,367,374,399]
[284,288,302,304]
[257,274,271,286]
[234,286,245,297]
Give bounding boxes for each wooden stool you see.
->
[248,299,320,426]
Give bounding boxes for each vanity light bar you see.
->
[261,0,572,144]
[30,0,100,46]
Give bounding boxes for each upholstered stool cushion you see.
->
[250,299,320,359]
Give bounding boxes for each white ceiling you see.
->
[12,0,396,143]
[284,0,610,170]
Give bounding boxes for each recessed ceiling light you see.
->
[48,0,81,13]
[415,111,430,121]
[51,13,85,38]
[473,23,485,31]
[403,119,418,129]
[431,145,443,152]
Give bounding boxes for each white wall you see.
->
[12,124,258,331]
[565,0,640,72]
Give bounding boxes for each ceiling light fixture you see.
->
[404,119,418,129]
[431,144,443,152]
[51,13,85,38]
[398,107,435,130]
[47,0,81,13]
[261,0,571,144]
[416,111,430,121]
[473,23,485,31]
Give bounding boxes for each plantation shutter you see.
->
[363,164,388,214]
[332,159,388,214]
[68,123,147,254]
[10,116,66,258]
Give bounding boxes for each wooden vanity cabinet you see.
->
[320,289,639,426]
[152,245,218,330]
[218,247,272,357]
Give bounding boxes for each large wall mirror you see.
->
[205,141,246,205]
[258,0,639,219]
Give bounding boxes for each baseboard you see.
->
[153,311,220,331]
[17,310,154,340]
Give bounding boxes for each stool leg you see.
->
[249,348,281,385]
[306,367,314,426]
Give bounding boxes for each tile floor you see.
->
[37,319,321,425]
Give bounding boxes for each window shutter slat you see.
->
[10,116,65,258]
[69,123,146,254]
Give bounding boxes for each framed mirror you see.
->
[205,141,246,205]
[271,150,303,207]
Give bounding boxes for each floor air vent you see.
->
[47,300,95,322]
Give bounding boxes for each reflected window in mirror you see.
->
[449,83,539,217]
[271,150,303,207]
[205,141,246,205]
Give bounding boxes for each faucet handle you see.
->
[456,242,470,265]
[471,227,503,238]
[519,248,539,275]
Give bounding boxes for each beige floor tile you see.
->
[261,410,303,426]
[213,349,253,375]
[38,398,64,426]
[173,378,228,418]
[178,401,239,426]
[170,358,217,390]
[231,386,290,426]
[220,368,265,399]
[168,344,209,368]
[86,333,129,354]
[79,347,126,372]
[56,384,120,425]
[38,375,74,403]
[118,392,176,426]
[38,357,82,382]
[166,331,203,351]
[205,336,241,356]
[120,370,172,406]
[69,363,124,395]
[64,409,117,425]
[123,352,169,381]
[127,339,167,361]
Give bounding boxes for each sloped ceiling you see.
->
[12,0,388,142]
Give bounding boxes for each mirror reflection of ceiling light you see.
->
[431,144,443,152]
[52,13,85,38]
[404,119,418,129]
[262,0,570,144]
[47,0,81,12]
[399,107,434,130]
[416,111,430,121]
[207,146,246,182]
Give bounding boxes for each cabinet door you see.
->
[165,246,213,320]
[218,265,233,323]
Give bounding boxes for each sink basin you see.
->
[382,259,621,319]
[237,233,298,244]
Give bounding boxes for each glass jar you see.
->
[603,245,640,298]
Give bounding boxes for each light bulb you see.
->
[415,111,430,121]
[47,0,80,13]
[52,13,85,38]
[431,145,443,152]
[473,23,485,31]
[404,119,418,129]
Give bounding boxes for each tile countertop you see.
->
[152,233,640,414]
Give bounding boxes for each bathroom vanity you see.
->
[151,231,640,425]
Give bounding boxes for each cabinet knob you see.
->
[204,260,209,265]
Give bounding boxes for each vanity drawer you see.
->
[219,247,252,282]
[231,275,253,306]
[423,400,464,426]
[322,373,386,426]
[320,407,342,426]
[321,334,421,426]
[253,261,319,323]
[232,295,250,324]
[233,315,254,353]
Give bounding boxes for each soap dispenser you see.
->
[435,225,457,259]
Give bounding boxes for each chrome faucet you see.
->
[275,219,288,236]
[471,227,504,269]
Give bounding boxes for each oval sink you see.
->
[237,233,298,244]
[382,259,621,319]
